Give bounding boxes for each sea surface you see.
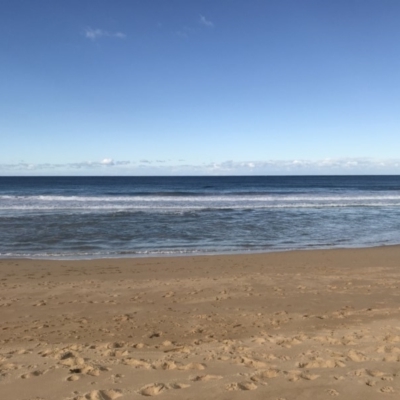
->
[1,176,400,259]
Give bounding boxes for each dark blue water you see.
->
[1,176,400,258]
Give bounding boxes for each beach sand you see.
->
[1,247,400,399]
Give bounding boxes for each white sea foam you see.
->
[1,202,400,213]
[2,193,400,202]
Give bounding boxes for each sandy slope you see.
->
[1,247,400,399]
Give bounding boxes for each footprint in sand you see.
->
[237,381,258,390]
[235,356,268,369]
[327,389,339,396]
[2,363,20,371]
[347,350,368,362]
[251,369,280,382]
[286,370,319,382]
[299,358,343,369]
[383,354,400,362]
[380,386,395,393]
[21,370,44,379]
[384,335,400,343]
[179,362,206,371]
[285,370,301,382]
[123,358,152,369]
[301,372,320,381]
[74,389,122,400]
[154,360,178,370]
[139,383,166,396]
[192,374,223,382]
[168,383,190,389]
[58,351,84,366]
[226,381,258,391]
[33,300,47,306]
[366,369,385,377]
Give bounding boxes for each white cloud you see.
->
[100,158,114,166]
[85,28,126,40]
[199,15,214,27]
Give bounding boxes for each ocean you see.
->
[1,175,400,259]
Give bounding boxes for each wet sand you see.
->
[1,246,400,399]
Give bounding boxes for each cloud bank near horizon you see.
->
[2,158,400,175]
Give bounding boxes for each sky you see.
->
[1,0,400,175]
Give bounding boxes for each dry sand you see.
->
[1,247,400,399]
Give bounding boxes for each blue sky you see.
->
[1,0,400,175]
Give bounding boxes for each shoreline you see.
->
[2,241,400,262]
[2,246,400,399]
